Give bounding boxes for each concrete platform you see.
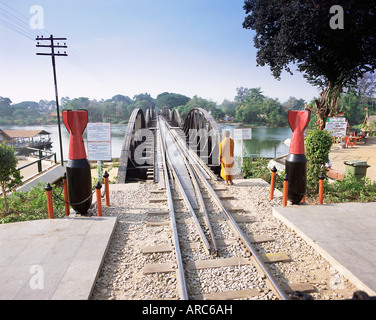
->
[0,216,117,300]
[18,165,66,193]
[273,203,376,295]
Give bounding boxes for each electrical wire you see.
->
[0,1,116,93]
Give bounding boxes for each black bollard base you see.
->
[286,154,307,205]
[66,159,92,215]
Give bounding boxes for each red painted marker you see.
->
[63,109,92,215]
[286,111,311,204]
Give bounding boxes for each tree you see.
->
[235,87,251,103]
[156,92,190,110]
[0,97,12,117]
[284,97,306,111]
[220,99,239,118]
[243,0,376,129]
[356,72,376,102]
[0,143,23,214]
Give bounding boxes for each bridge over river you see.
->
[117,107,223,184]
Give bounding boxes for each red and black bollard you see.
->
[62,110,92,216]
[286,111,311,204]
[103,171,110,207]
[95,182,102,217]
[269,166,277,200]
[45,183,54,219]
[282,174,289,207]
[318,172,325,205]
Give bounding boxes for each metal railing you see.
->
[17,148,57,174]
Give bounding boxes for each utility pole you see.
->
[36,35,67,167]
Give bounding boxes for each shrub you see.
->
[324,175,376,203]
[305,129,333,194]
[242,157,284,190]
[0,183,66,224]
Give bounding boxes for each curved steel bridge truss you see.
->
[182,108,222,171]
[117,107,222,182]
[117,108,153,183]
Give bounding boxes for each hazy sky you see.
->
[0,0,321,104]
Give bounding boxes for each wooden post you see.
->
[62,173,70,216]
[45,183,54,219]
[103,171,110,206]
[269,166,277,200]
[318,172,325,205]
[282,175,288,207]
[96,182,102,217]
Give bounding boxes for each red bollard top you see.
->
[288,111,311,155]
[62,110,88,160]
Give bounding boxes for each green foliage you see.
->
[234,88,289,127]
[338,91,368,126]
[243,0,376,126]
[0,183,66,223]
[175,95,224,121]
[242,157,284,191]
[305,129,333,193]
[156,92,190,110]
[0,143,23,213]
[324,175,376,203]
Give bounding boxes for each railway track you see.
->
[142,116,289,300]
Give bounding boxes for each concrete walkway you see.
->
[0,216,117,300]
[273,203,376,296]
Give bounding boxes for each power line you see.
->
[0,2,119,97]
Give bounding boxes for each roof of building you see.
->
[0,129,13,141]
[3,130,51,139]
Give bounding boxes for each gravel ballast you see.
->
[91,180,359,300]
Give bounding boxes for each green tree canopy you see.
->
[243,0,376,128]
[156,92,190,110]
[0,143,23,213]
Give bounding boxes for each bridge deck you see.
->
[161,120,199,210]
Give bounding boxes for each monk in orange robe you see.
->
[219,130,235,185]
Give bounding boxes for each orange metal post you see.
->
[318,173,325,205]
[269,166,277,200]
[63,173,70,216]
[45,183,54,219]
[282,175,288,207]
[96,182,102,217]
[103,171,110,206]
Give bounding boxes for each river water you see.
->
[2,123,292,161]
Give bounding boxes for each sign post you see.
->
[233,128,253,170]
[87,123,112,181]
[325,117,347,138]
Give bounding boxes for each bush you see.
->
[0,183,66,224]
[305,129,333,194]
[242,157,285,190]
[324,175,376,203]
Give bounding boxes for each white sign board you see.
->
[233,129,253,140]
[326,118,347,137]
[87,142,112,161]
[87,123,112,161]
[87,123,111,142]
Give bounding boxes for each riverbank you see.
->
[329,137,376,182]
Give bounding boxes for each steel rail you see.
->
[164,120,219,255]
[157,117,189,300]
[166,119,289,301]
[159,118,211,255]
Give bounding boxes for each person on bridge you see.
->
[219,130,235,185]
